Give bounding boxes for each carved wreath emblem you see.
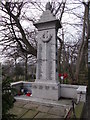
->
[42,30,52,43]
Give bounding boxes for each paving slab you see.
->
[48,106,65,117]
[9,107,28,118]
[37,105,52,113]
[34,112,61,118]
[58,98,72,106]
[21,110,38,118]
[23,102,39,110]
[10,98,72,119]
[14,101,28,108]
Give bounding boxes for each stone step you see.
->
[14,95,72,108]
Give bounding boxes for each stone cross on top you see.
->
[32,2,62,100]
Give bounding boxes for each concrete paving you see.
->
[9,97,72,119]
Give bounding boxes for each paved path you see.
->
[9,98,72,119]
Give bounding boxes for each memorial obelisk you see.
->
[32,2,61,100]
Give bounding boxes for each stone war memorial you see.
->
[10,2,87,119]
[32,2,62,100]
[12,2,87,104]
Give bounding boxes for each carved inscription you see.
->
[33,85,37,89]
[48,61,53,80]
[38,44,42,60]
[48,43,53,59]
[38,60,42,79]
[52,86,57,90]
[39,85,43,89]
[45,43,53,80]
[49,44,53,80]
[38,43,43,79]
[45,86,49,90]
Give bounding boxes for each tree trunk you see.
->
[75,4,89,83]
[25,53,28,81]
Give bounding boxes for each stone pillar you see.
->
[32,3,61,100]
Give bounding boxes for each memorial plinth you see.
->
[32,5,61,100]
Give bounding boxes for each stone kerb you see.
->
[61,84,79,99]
[11,81,87,102]
[11,81,32,93]
[61,84,87,102]
[77,86,87,102]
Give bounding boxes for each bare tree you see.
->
[0,0,88,84]
[74,2,89,82]
[0,0,37,56]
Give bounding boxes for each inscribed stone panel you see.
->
[37,60,43,79]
